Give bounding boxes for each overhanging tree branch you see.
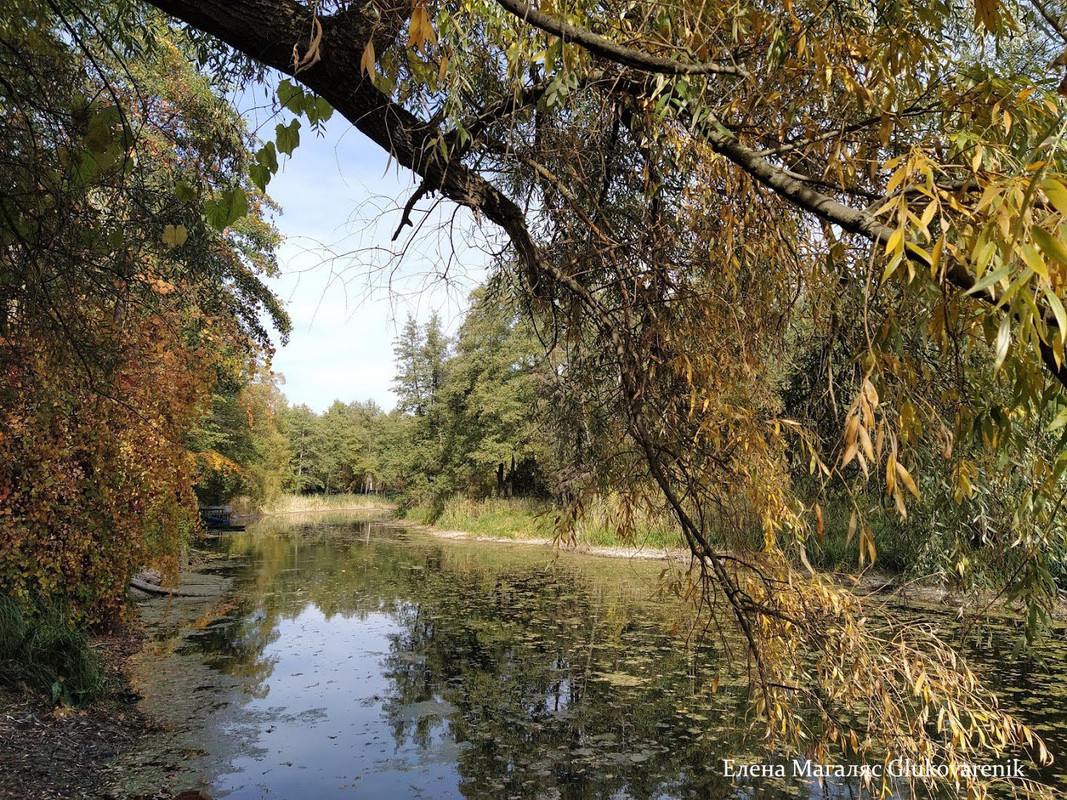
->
[493,0,749,78]
[141,0,1067,390]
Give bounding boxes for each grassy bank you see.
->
[261,493,397,515]
[403,496,685,550]
[0,597,107,705]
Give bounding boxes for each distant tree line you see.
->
[196,281,576,509]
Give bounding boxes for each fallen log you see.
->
[129,575,216,598]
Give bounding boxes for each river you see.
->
[109,514,1066,799]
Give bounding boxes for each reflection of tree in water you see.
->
[379,563,760,800]
[183,523,441,695]
[183,525,847,799]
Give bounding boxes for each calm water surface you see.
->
[113,516,1066,799]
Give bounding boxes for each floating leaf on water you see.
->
[592,671,646,687]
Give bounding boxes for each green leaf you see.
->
[257,141,278,172]
[227,187,248,221]
[276,119,301,156]
[1047,405,1067,432]
[249,164,271,192]
[175,180,196,203]
[305,96,333,124]
[278,79,305,113]
[204,188,248,230]
[85,106,119,153]
[964,264,1011,297]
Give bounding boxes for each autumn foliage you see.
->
[0,6,287,625]
[0,327,204,624]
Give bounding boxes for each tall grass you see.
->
[261,493,397,515]
[405,495,685,550]
[0,597,107,705]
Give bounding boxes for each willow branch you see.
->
[494,0,748,78]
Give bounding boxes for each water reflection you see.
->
[118,518,1063,800]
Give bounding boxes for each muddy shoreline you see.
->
[420,524,1067,621]
[0,624,162,800]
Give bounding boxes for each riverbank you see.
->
[0,624,154,800]
[258,493,396,516]
[401,496,685,550]
[423,525,692,563]
[408,504,1066,621]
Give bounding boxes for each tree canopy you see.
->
[6,0,1067,793]
[0,1,288,621]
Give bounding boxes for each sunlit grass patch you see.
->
[408,495,685,551]
[262,493,396,515]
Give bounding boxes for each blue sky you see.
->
[240,91,490,412]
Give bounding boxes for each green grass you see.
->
[404,496,685,550]
[803,496,916,574]
[0,596,107,705]
[261,493,396,515]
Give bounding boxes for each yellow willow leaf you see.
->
[862,378,879,409]
[1043,286,1067,366]
[814,502,824,543]
[858,424,874,462]
[914,671,927,695]
[994,313,1011,374]
[886,163,908,194]
[841,440,859,469]
[895,461,920,500]
[1018,242,1048,280]
[1032,225,1067,266]
[893,485,908,520]
[883,227,903,257]
[856,450,869,479]
[1041,178,1067,215]
[886,452,897,496]
[360,39,376,78]
[954,471,972,503]
[919,199,938,232]
[847,509,858,546]
[941,427,954,460]
[930,233,945,277]
[973,0,1002,31]
[1038,739,1051,765]
[843,411,859,445]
